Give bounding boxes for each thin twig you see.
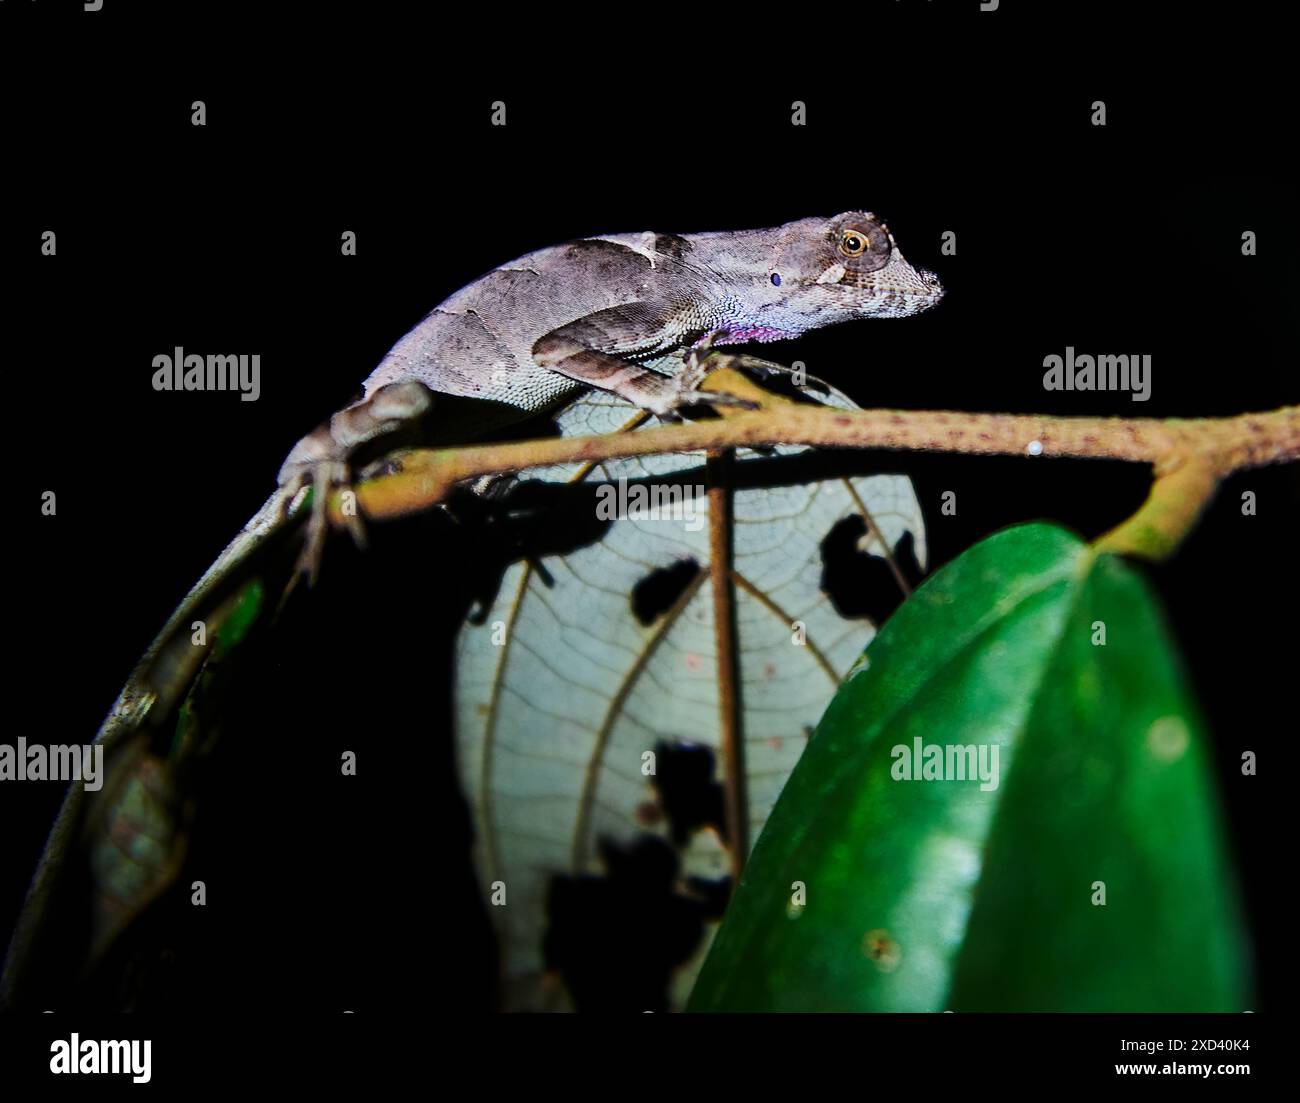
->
[331,357,1299,562]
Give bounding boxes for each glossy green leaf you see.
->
[689,523,1250,1012]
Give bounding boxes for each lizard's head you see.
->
[757,211,944,329]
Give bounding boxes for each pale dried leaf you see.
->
[455,374,927,1009]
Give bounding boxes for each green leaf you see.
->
[688,523,1250,1012]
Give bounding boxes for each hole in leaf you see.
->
[820,517,921,623]
[543,836,709,1012]
[630,558,700,626]
[685,875,732,921]
[652,740,727,846]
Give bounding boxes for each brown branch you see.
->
[706,450,748,876]
[330,356,1299,562]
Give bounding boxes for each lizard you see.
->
[275,210,945,579]
[1,210,943,1007]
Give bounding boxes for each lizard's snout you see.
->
[910,265,945,312]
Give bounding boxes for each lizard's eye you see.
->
[839,230,868,258]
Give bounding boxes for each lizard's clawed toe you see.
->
[276,459,363,602]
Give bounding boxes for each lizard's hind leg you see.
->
[276,380,433,591]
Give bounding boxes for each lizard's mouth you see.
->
[889,265,945,314]
[863,278,945,319]
[712,324,801,346]
[838,257,944,308]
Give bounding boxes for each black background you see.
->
[0,1,1293,1073]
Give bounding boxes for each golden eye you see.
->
[839,229,868,257]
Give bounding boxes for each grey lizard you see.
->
[0,211,942,1006]
[277,211,944,578]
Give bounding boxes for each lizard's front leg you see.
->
[277,380,433,586]
[533,306,756,420]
